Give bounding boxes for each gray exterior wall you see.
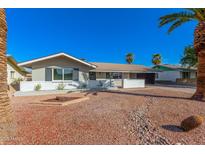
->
[32,68,45,81]
[31,56,93,83]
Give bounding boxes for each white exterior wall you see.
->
[20,81,80,92]
[123,79,145,88]
[113,79,123,87]
[7,63,25,84]
[156,71,181,82]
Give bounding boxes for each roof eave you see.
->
[18,52,96,69]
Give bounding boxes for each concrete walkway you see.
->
[14,89,87,97]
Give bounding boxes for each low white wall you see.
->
[20,79,145,92]
[87,80,113,89]
[113,79,123,87]
[20,81,80,92]
[122,79,145,88]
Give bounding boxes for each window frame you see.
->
[10,71,15,79]
[52,68,63,81]
[51,67,74,81]
[181,72,191,79]
[63,68,73,81]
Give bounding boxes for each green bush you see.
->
[34,84,41,91]
[57,83,65,90]
[11,78,23,85]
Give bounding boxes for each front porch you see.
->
[89,71,155,85]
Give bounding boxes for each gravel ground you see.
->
[4,87,205,144]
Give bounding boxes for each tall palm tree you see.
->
[126,53,134,64]
[152,53,162,65]
[0,8,14,142]
[159,8,205,101]
[181,45,198,68]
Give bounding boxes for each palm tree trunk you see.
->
[192,50,205,101]
[192,22,205,101]
[0,8,14,144]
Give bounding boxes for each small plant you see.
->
[57,83,65,90]
[98,80,104,87]
[81,83,87,89]
[11,78,23,85]
[34,84,41,91]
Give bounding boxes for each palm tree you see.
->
[159,8,205,101]
[181,45,198,68]
[152,53,162,65]
[126,53,134,64]
[0,8,14,142]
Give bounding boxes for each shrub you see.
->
[181,115,204,131]
[81,83,87,89]
[57,83,65,90]
[11,78,23,85]
[34,84,41,91]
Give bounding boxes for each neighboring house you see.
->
[153,64,197,83]
[18,52,155,91]
[7,55,27,84]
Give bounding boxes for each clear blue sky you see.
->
[6,8,197,66]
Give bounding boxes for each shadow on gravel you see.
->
[161,125,184,132]
[100,90,204,102]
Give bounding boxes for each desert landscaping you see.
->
[4,86,205,145]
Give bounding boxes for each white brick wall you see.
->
[122,79,145,88]
[20,81,80,92]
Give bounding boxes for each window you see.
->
[89,72,96,80]
[106,72,111,79]
[10,71,15,79]
[64,68,73,80]
[105,72,122,79]
[112,72,122,79]
[130,73,137,79]
[52,68,74,81]
[182,72,191,79]
[53,68,63,80]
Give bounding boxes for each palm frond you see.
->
[168,18,191,33]
[159,11,195,27]
[186,8,205,20]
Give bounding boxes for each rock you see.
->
[181,115,204,131]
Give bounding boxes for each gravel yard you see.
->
[4,86,205,144]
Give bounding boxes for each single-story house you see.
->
[18,52,155,91]
[18,52,97,83]
[7,55,28,84]
[152,64,197,83]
